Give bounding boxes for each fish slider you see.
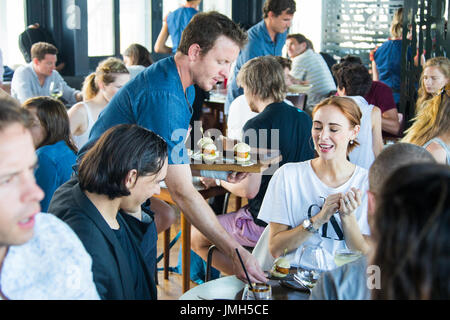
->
[233,142,251,162]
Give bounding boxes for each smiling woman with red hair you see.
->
[258,96,370,270]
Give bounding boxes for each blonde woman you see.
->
[403,84,450,164]
[68,57,130,150]
[415,57,450,113]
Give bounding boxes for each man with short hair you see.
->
[225,0,296,115]
[0,97,98,300]
[82,12,267,283]
[227,56,296,140]
[11,42,81,104]
[286,33,336,114]
[192,55,315,275]
[310,142,436,300]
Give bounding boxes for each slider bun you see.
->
[270,257,291,278]
[202,143,217,152]
[197,137,214,148]
[234,142,251,162]
[202,143,218,161]
[233,142,251,152]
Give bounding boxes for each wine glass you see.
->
[295,244,329,289]
[334,248,362,267]
[49,81,63,99]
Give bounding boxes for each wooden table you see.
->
[154,183,228,293]
[179,275,310,300]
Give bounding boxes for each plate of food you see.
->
[190,138,282,173]
[287,84,312,94]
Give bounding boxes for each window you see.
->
[87,0,115,57]
[0,0,26,67]
[120,0,152,54]
[290,0,322,52]
[202,0,232,17]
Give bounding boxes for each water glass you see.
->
[243,283,272,300]
[295,244,329,289]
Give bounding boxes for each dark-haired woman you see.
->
[123,43,153,79]
[48,124,168,300]
[22,96,77,212]
[371,163,450,299]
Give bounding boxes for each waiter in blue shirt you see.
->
[81,12,268,285]
[225,0,296,115]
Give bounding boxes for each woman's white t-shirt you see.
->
[257,160,370,269]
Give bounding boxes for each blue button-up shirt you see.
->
[225,20,287,114]
[11,62,80,104]
[87,56,195,165]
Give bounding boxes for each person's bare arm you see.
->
[154,23,172,54]
[67,102,88,136]
[381,108,401,135]
[165,164,268,283]
[371,106,384,157]
[372,61,379,81]
[338,188,370,254]
[269,193,341,258]
[425,141,447,164]
[219,173,261,199]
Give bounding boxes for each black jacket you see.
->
[48,177,157,300]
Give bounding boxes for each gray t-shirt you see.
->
[310,256,370,300]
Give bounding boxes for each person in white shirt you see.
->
[11,42,82,104]
[286,33,336,115]
[258,96,371,269]
[333,64,383,170]
[0,97,98,300]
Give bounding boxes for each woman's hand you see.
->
[314,193,341,227]
[339,187,362,217]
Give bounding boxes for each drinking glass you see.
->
[243,283,272,300]
[334,249,362,267]
[295,244,329,289]
[49,81,63,99]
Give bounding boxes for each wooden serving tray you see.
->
[189,148,282,173]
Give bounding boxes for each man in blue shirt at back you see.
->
[225,0,296,115]
[83,12,268,284]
